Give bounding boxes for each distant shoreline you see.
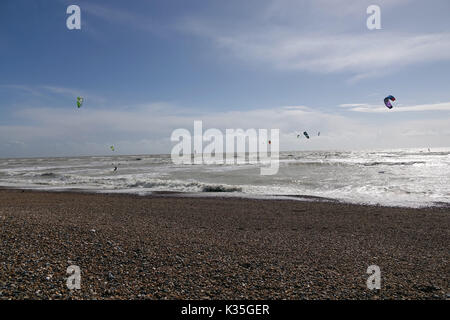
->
[0,189,448,299]
[1,146,448,160]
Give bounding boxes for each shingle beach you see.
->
[0,189,448,299]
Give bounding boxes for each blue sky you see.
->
[1,0,449,157]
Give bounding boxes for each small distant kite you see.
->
[110,147,118,171]
[77,97,83,108]
[303,131,310,139]
[384,95,396,109]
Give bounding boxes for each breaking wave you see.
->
[128,179,242,193]
[362,161,427,166]
[201,185,242,192]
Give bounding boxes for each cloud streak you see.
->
[179,0,450,80]
[184,22,450,80]
[341,102,450,113]
[1,84,106,104]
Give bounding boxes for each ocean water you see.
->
[0,148,449,208]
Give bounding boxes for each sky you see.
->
[0,0,449,157]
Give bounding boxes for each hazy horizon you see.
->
[1,146,449,160]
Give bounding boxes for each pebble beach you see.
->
[0,189,448,300]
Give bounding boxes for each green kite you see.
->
[77,97,83,108]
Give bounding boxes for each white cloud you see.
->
[179,0,450,80]
[339,103,369,108]
[282,105,311,111]
[263,0,412,20]
[184,23,450,79]
[1,101,449,157]
[343,101,450,113]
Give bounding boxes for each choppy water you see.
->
[0,148,449,208]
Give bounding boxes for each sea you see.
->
[0,148,449,208]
